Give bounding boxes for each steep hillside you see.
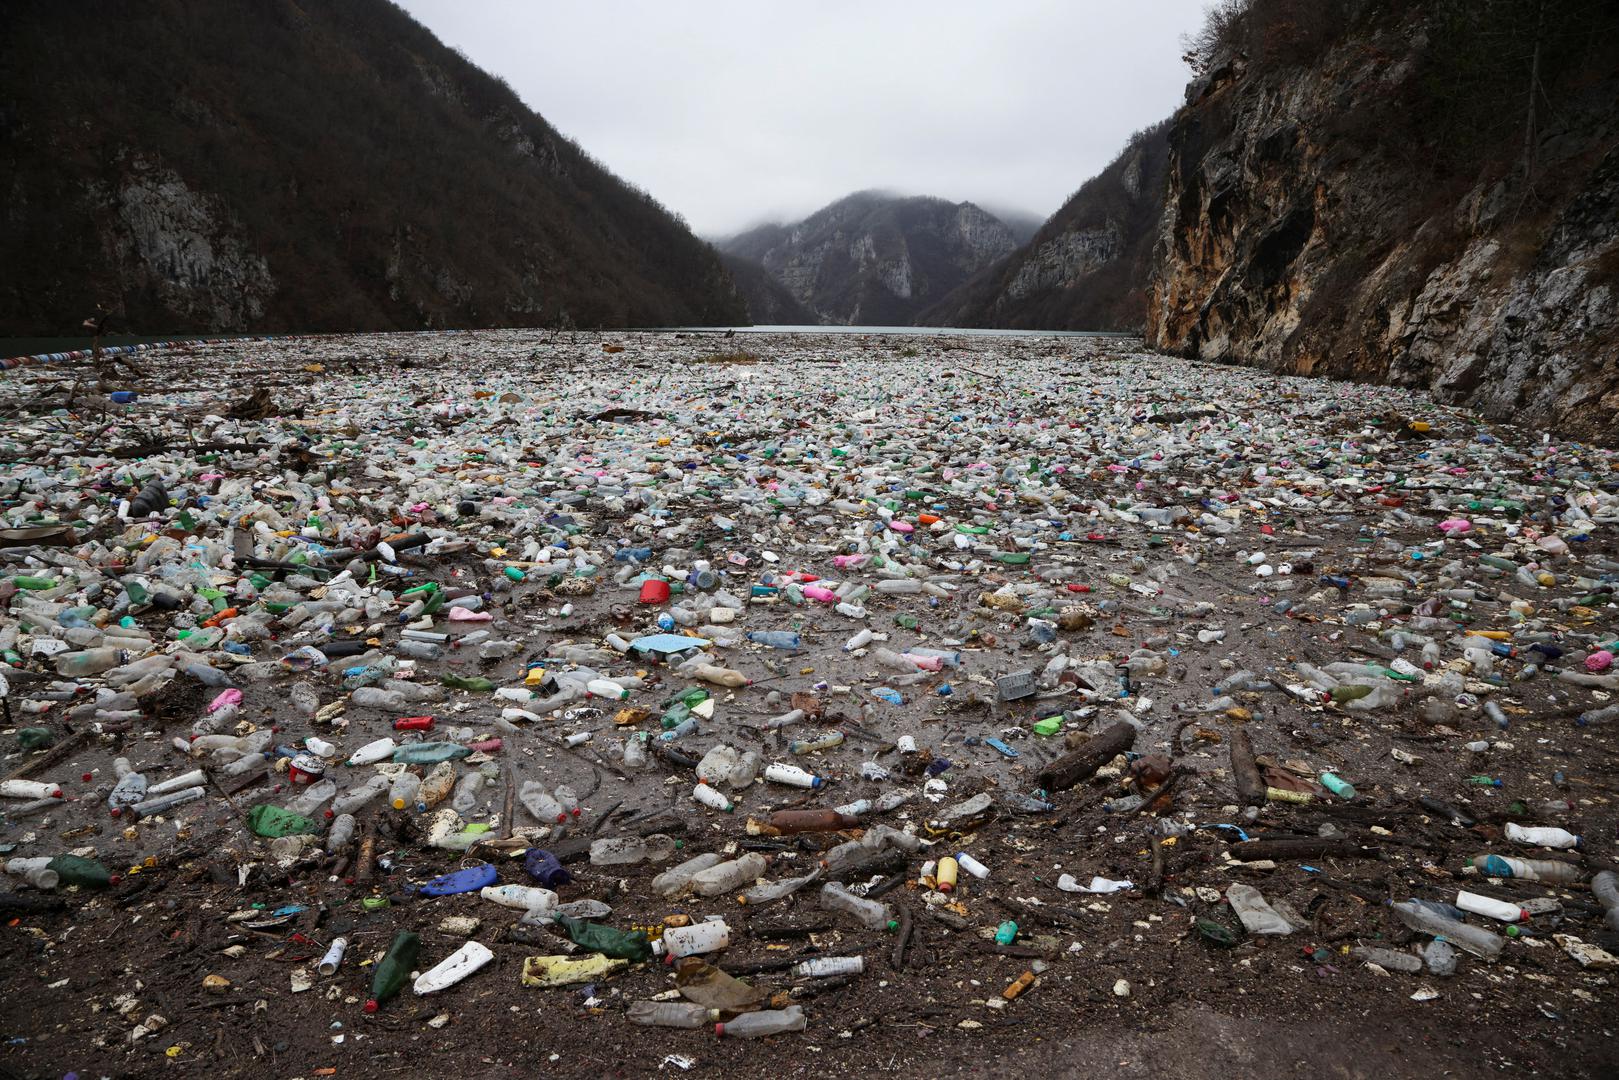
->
[0,0,744,335]
[717,193,1019,325]
[918,123,1171,331]
[1147,0,1619,440]
[718,253,817,325]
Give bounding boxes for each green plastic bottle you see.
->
[364,931,421,1013]
[552,914,652,962]
[441,674,495,692]
[12,576,57,590]
[47,854,114,888]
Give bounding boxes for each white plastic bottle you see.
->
[790,955,864,977]
[1504,822,1581,849]
[413,941,494,995]
[763,762,823,789]
[1455,890,1529,923]
[346,737,397,766]
[480,884,558,913]
[653,919,730,960]
[691,783,734,812]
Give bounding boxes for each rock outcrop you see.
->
[917,123,1170,332]
[1146,5,1619,441]
[719,193,1020,325]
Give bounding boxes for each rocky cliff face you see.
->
[0,0,743,336]
[918,124,1170,332]
[719,193,1019,325]
[1146,6,1619,441]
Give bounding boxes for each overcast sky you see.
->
[396,1,1210,238]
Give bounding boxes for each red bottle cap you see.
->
[363,999,379,1014]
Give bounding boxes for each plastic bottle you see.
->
[715,1006,805,1038]
[131,786,206,818]
[364,931,421,1012]
[691,853,768,896]
[587,678,630,701]
[286,778,338,817]
[763,762,824,788]
[480,884,559,913]
[691,664,748,687]
[692,783,734,812]
[106,757,148,813]
[740,868,822,906]
[653,853,725,897]
[789,731,844,755]
[790,956,864,977]
[590,834,677,866]
[389,771,422,811]
[1470,854,1583,883]
[346,737,397,766]
[819,882,894,930]
[5,857,60,889]
[1592,870,1619,931]
[326,813,356,853]
[1319,771,1357,800]
[628,1001,720,1028]
[653,919,731,960]
[524,848,572,888]
[1455,890,1529,923]
[417,761,456,811]
[350,687,408,710]
[746,630,801,650]
[520,781,566,823]
[413,941,494,995]
[955,851,990,880]
[54,648,128,677]
[1390,900,1503,959]
[332,774,390,815]
[1504,823,1581,849]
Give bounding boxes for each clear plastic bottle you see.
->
[716,1006,805,1038]
[106,757,147,813]
[388,772,421,811]
[819,881,894,930]
[628,1001,719,1028]
[332,773,390,815]
[1390,900,1503,959]
[520,781,566,824]
[351,687,408,711]
[451,770,487,814]
[690,853,768,896]
[652,853,724,897]
[286,778,337,817]
[589,834,677,866]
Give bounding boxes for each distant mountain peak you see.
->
[718,191,1021,325]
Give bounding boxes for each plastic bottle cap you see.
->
[363,999,379,1013]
